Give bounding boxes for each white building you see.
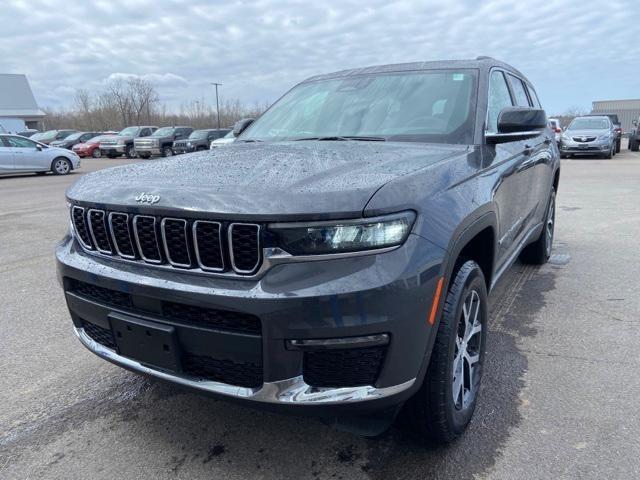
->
[591,99,640,133]
[0,74,45,132]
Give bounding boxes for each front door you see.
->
[0,137,15,173]
[5,135,48,171]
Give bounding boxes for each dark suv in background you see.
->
[57,57,559,444]
[629,116,640,151]
[173,128,231,154]
[50,131,102,150]
[134,126,193,158]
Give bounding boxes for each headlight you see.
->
[186,142,192,147]
[597,133,612,140]
[269,211,415,255]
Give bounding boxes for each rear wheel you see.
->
[631,138,639,152]
[403,261,487,444]
[520,189,555,264]
[51,157,71,175]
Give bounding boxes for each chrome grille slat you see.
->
[87,209,112,254]
[161,218,191,268]
[193,220,224,272]
[71,206,93,250]
[108,212,136,259]
[133,215,162,264]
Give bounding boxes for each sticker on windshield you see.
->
[452,73,464,81]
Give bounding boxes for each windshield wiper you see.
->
[294,136,386,142]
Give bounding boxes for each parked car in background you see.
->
[134,126,193,158]
[587,113,621,153]
[173,129,231,154]
[58,57,560,444]
[100,126,157,158]
[31,129,78,145]
[628,117,640,152]
[210,129,236,149]
[0,134,80,175]
[72,134,114,158]
[50,131,102,150]
[548,118,562,144]
[17,129,39,138]
[560,115,616,158]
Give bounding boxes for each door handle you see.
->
[523,145,532,156]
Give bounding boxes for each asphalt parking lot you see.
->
[1,146,639,479]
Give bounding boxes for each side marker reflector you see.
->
[428,277,445,325]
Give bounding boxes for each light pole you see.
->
[211,82,222,129]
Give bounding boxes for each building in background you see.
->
[0,74,45,132]
[591,99,640,133]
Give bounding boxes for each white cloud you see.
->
[1,0,639,114]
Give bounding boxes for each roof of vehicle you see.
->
[303,57,526,83]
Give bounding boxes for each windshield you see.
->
[118,127,139,136]
[37,130,58,140]
[568,118,609,130]
[241,70,477,144]
[64,132,83,141]
[189,130,209,139]
[152,127,174,137]
[87,135,106,143]
[223,130,234,139]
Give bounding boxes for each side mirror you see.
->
[36,145,43,151]
[233,118,254,137]
[486,107,547,144]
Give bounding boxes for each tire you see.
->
[92,148,102,158]
[162,146,173,157]
[125,145,136,159]
[631,138,639,152]
[402,260,488,444]
[520,189,555,264]
[616,139,621,154]
[605,145,613,159]
[51,157,71,175]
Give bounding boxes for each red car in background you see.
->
[72,133,116,158]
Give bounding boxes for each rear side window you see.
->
[507,74,531,107]
[527,86,541,108]
[487,71,514,133]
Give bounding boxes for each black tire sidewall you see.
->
[440,263,488,433]
[51,157,71,175]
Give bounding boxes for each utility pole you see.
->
[211,82,222,129]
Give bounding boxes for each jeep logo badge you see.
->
[135,192,160,204]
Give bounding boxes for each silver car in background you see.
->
[559,115,616,159]
[0,134,81,176]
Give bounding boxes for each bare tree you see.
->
[128,78,158,125]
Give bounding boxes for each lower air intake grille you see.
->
[162,301,261,335]
[81,319,116,349]
[182,353,263,388]
[303,346,387,388]
[68,278,132,309]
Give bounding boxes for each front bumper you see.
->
[173,145,196,154]
[560,141,611,155]
[135,146,161,155]
[56,233,445,411]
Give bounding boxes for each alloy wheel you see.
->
[54,159,70,174]
[452,290,482,410]
[545,194,555,256]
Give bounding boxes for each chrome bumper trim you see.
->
[74,327,415,405]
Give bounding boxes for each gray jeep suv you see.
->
[56,57,559,443]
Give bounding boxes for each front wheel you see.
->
[125,145,136,159]
[51,157,71,175]
[402,261,488,444]
[92,148,102,158]
[162,146,173,157]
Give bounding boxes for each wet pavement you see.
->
[1,148,639,479]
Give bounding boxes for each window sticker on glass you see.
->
[453,73,464,81]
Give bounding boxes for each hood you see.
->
[67,141,467,220]
[102,135,132,142]
[565,129,608,138]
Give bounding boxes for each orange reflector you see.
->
[428,277,445,325]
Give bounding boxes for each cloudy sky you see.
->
[2,0,639,115]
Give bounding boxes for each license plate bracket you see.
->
[109,313,181,372]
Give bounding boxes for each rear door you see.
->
[0,136,15,173]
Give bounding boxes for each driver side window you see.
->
[486,71,514,133]
[7,136,37,148]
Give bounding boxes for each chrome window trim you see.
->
[160,217,191,268]
[192,220,225,272]
[132,215,162,264]
[87,209,113,255]
[108,212,136,260]
[228,223,261,274]
[75,326,415,405]
[71,206,93,250]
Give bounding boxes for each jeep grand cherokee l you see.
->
[56,57,559,443]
